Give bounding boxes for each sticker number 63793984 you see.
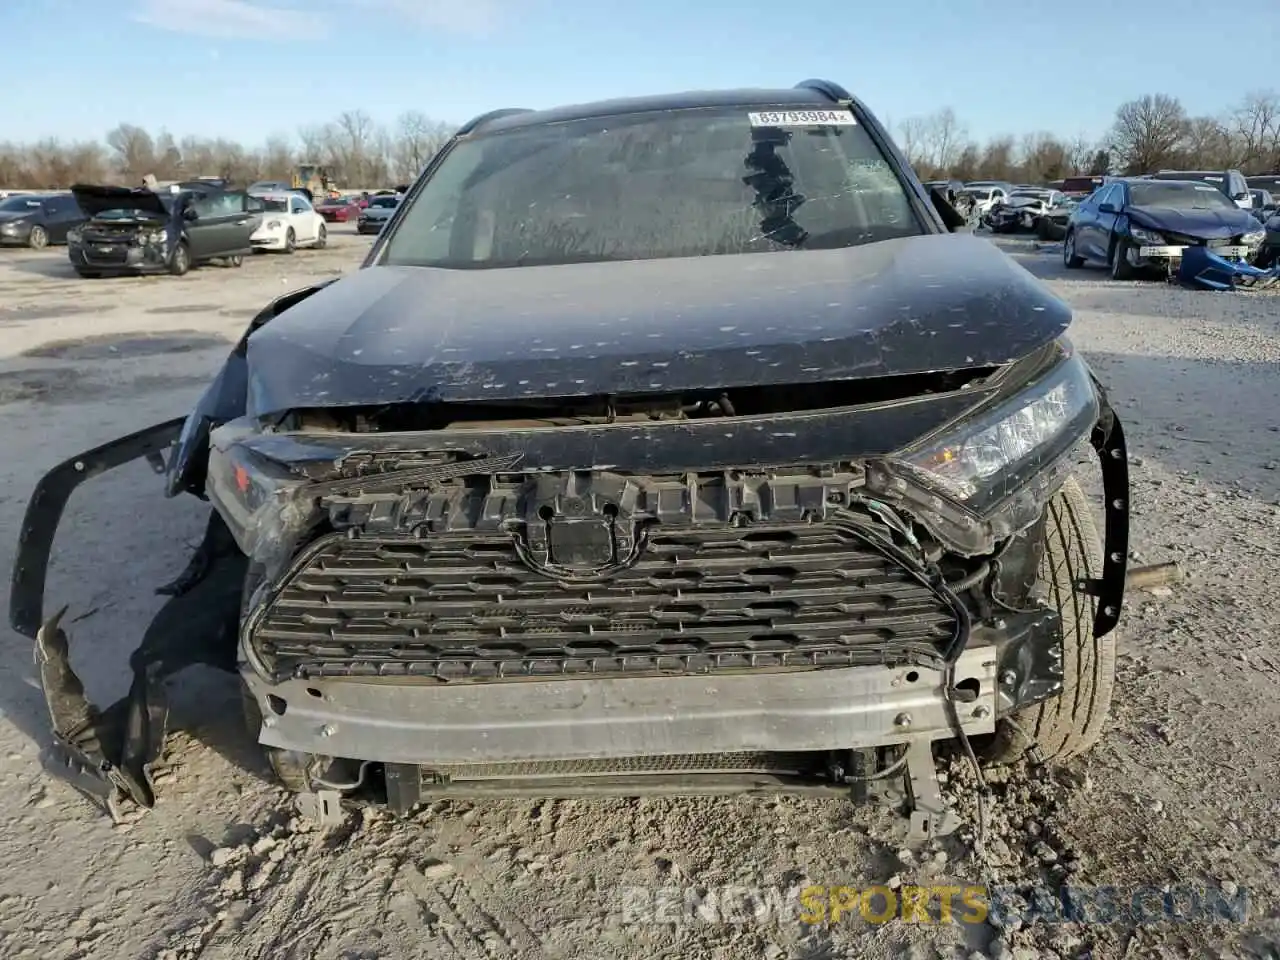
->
[747,110,857,127]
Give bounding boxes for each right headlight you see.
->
[865,348,1100,551]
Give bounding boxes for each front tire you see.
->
[75,269,102,279]
[315,224,327,249]
[985,476,1115,764]
[1110,237,1134,280]
[28,225,48,249]
[227,254,244,267]
[284,228,296,254]
[1063,230,1085,268]
[239,684,314,793]
[169,241,190,276]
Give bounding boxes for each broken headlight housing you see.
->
[1128,226,1166,245]
[865,345,1099,553]
[1241,229,1265,245]
[205,420,311,566]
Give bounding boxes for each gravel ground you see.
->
[0,230,1277,960]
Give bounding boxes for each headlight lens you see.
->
[146,229,167,245]
[1129,226,1166,245]
[1242,230,1265,245]
[206,424,310,561]
[863,349,1101,552]
[265,219,283,230]
[896,353,1098,507]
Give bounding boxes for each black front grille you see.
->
[249,521,959,681]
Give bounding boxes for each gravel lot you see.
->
[0,231,1277,960]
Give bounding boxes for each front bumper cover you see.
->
[9,396,1132,819]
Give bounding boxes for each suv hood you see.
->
[1128,204,1258,239]
[70,183,170,220]
[245,232,1071,417]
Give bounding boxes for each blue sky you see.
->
[4,0,1279,148]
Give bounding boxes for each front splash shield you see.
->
[10,419,244,820]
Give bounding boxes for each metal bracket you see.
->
[297,789,346,830]
[1088,388,1131,639]
[903,739,959,844]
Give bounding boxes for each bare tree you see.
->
[1018,132,1070,182]
[1109,94,1187,174]
[393,111,452,182]
[1231,90,1280,172]
[1180,116,1233,169]
[979,137,1017,182]
[105,123,157,181]
[919,108,967,172]
[895,117,929,168]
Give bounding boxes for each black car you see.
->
[67,184,263,277]
[1256,208,1280,268]
[1063,178,1267,279]
[1148,169,1252,210]
[0,193,85,248]
[12,80,1129,837]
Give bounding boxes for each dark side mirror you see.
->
[1098,202,1118,215]
[927,186,968,232]
[182,207,199,222]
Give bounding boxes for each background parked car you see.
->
[1149,169,1252,209]
[356,194,400,234]
[249,191,328,253]
[1036,194,1081,241]
[315,197,362,223]
[989,188,1066,233]
[0,193,84,248]
[1063,178,1266,279]
[68,184,261,278]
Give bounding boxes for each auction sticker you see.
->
[748,110,856,127]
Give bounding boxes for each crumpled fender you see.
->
[166,278,340,499]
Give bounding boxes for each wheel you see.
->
[284,228,296,254]
[168,241,190,276]
[75,269,102,279]
[984,476,1115,764]
[240,683,314,793]
[315,224,327,249]
[227,254,243,267]
[1063,230,1084,268]
[1109,237,1134,280]
[28,225,48,249]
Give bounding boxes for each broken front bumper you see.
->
[10,396,1131,820]
[8,418,248,820]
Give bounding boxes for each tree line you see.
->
[899,90,1280,183]
[0,110,455,189]
[3,90,1280,191]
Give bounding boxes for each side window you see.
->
[246,195,265,213]
[1094,185,1116,208]
[290,196,309,214]
[218,192,246,216]
[190,193,218,219]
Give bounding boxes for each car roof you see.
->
[473,86,846,135]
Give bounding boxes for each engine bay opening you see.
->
[277,367,999,433]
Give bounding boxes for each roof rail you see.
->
[794,79,853,102]
[456,108,534,136]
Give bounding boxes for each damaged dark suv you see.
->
[11,80,1130,836]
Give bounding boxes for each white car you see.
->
[248,191,327,253]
